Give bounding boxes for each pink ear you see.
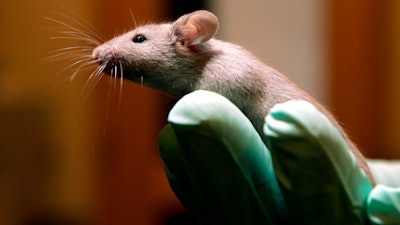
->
[173,10,219,47]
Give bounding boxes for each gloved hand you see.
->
[158,90,400,225]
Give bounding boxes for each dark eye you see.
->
[133,34,147,43]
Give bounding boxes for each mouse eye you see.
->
[133,34,147,43]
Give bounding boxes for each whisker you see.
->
[119,61,124,88]
[51,10,105,43]
[49,46,94,53]
[45,48,92,62]
[73,62,98,74]
[81,65,113,137]
[55,56,92,76]
[99,65,121,133]
[51,33,100,46]
[49,36,100,46]
[110,65,117,96]
[44,16,102,46]
[79,64,107,105]
[45,7,122,144]
[112,64,120,106]
[51,1,104,38]
[89,64,107,84]
[117,62,124,110]
[69,58,97,81]
[129,9,138,28]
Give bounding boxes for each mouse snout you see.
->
[92,44,124,76]
[92,45,120,65]
[92,46,106,64]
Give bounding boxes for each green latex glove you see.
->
[158,90,400,225]
[159,91,289,225]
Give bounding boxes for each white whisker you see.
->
[45,49,92,62]
[44,16,102,46]
[51,10,105,43]
[119,61,124,88]
[110,65,117,98]
[49,46,94,53]
[49,36,100,46]
[79,64,106,104]
[117,62,124,110]
[69,58,97,80]
[45,6,130,149]
[129,9,138,28]
[101,65,120,131]
[112,65,120,106]
[55,56,92,77]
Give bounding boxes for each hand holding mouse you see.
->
[158,90,400,225]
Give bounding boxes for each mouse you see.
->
[91,10,374,182]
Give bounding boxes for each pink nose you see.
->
[92,46,110,65]
[92,47,102,62]
[92,45,120,65]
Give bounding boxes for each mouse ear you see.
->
[173,10,219,47]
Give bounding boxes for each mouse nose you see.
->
[92,47,101,62]
[92,45,111,65]
[92,44,120,65]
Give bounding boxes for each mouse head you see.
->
[92,10,219,95]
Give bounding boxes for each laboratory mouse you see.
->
[92,10,374,182]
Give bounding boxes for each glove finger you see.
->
[264,100,373,225]
[159,90,289,225]
[159,124,214,220]
[367,184,400,225]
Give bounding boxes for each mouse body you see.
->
[92,10,373,182]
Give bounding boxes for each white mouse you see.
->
[91,10,373,182]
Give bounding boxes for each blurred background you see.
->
[0,0,399,224]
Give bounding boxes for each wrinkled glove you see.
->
[158,90,400,225]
